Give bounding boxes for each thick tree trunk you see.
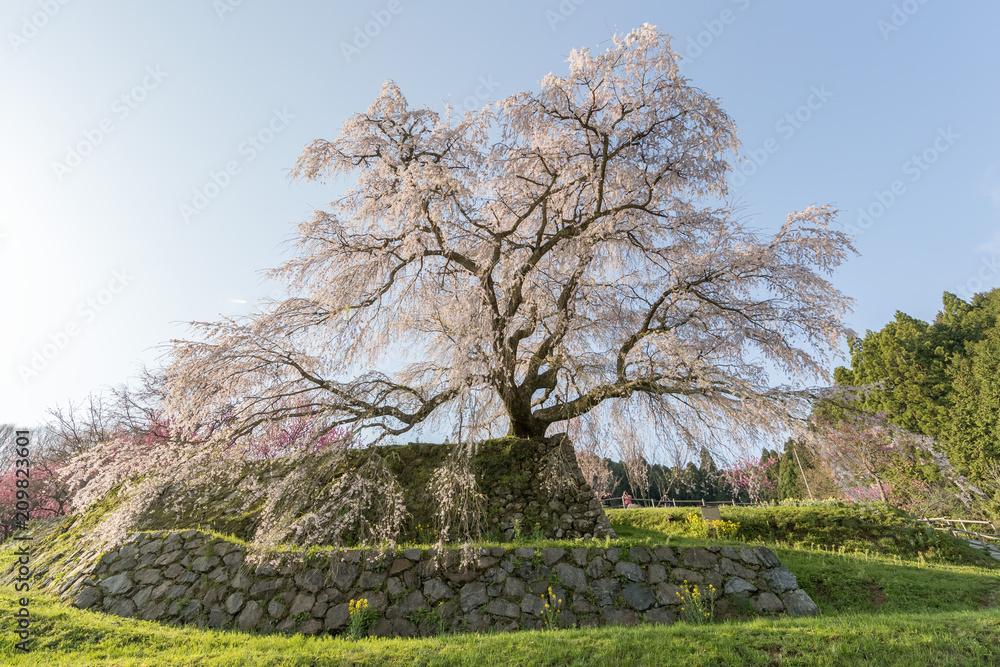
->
[507,417,548,440]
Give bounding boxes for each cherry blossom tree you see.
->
[162,24,855,467]
[720,452,780,504]
[51,385,364,549]
[568,418,616,500]
[620,439,651,501]
[809,409,982,512]
[0,425,73,540]
[0,463,72,540]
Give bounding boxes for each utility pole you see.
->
[792,440,814,500]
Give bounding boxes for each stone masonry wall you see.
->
[9,529,820,637]
[480,435,616,541]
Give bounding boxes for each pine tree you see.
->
[778,439,801,500]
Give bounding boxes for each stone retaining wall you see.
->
[11,529,819,637]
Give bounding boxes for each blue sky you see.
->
[2,1,999,431]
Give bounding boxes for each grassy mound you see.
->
[3,505,1000,665]
[128,442,455,545]
[0,587,998,666]
[607,502,995,567]
[97,436,589,548]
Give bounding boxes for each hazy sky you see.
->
[3,1,999,430]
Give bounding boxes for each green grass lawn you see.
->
[2,503,998,666]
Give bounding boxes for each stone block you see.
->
[208,606,231,628]
[226,592,245,615]
[267,599,286,619]
[753,592,785,613]
[388,559,412,575]
[100,573,133,597]
[134,569,163,586]
[108,598,137,618]
[460,582,488,611]
[754,547,781,568]
[141,601,166,620]
[585,556,609,578]
[298,619,323,635]
[683,548,718,569]
[672,568,703,584]
[423,578,455,601]
[629,546,651,564]
[484,598,519,618]
[615,561,644,583]
[647,563,667,585]
[332,563,359,590]
[652,546,677,564]
[646,607,677,624]
[223,551,245,572]
[72,586,102,610]
[132,586,153,610]
[192,556,220,573]
[325,603,349,630]
[783,589,820,616]
[719,557,756,580]
[761,567,798,593]
[591,578,619,607]
[237,600,264,630]
[723,577,757,597]
[622,582,654,611]
[541,548,565,566]
[521,592,546,616]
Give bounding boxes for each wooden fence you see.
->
[599,497,758,509]
[915,516,1000,544]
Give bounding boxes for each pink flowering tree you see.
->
[0,424,74,540]
[0,461,72,540]
[51,391,365,549]
[809,410,981,512]
[720,453,781,504]
[244,418,353,460]
[57,396,353,514]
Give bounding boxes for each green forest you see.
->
[603,289,1000,520]
[834,290,1000,488]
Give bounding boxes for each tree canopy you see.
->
[162,25,855,457]
[834,288,1000,493]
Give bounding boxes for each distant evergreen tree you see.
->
[761,448,781,502]
[680,461,702,501]
[607,459,628,499]
[778,439,801,500]
[834,288,1000,492]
